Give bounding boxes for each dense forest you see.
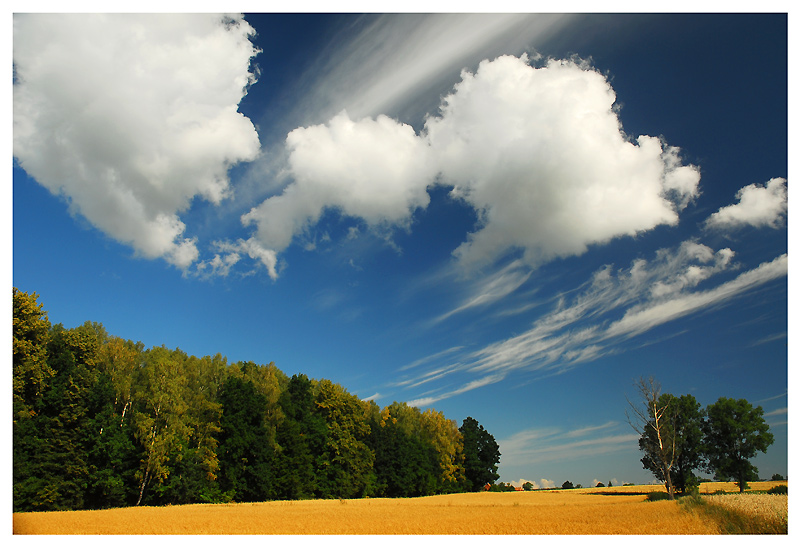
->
[12,288,502,512]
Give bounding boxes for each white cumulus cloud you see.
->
[706,177,787,230]
[426,54,700,269]
[244,54,701,277]
[13,14,261,269]
[241,111,437,271]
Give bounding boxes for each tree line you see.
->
[628,376,775,499]
[12,288,501,512]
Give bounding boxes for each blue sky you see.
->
[10,10,790,489]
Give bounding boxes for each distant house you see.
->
[514,487,523,491]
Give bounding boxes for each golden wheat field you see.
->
[705,492,788,528]
[13,482,786,535]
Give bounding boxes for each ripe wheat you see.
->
[13,482,781,535]
[705,493,788,530]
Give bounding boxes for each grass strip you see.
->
[679,493,787,534]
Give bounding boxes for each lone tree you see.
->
[626,377,679,499]
[562,480,574,489]
[703,397,774,493]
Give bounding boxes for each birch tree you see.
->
[132,346,190,505]
[626,376,678,499]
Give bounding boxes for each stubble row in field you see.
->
[13,481,784,535]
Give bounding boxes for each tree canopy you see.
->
[638,392,704,495]
[703,397,774,493]
[630,378,775,496]
[459,416,501,491]
[12,288,499,511]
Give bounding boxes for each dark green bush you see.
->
[645,491,672,501]
[767,484,787,495]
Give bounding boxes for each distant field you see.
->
[13,481,785,535]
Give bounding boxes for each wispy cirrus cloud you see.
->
[603,252,786,340]
[279,13,577,126]
[401,346,466,372]
[498,422,637,467]
[401,237,787,407]
[764,407,787,417]
[432,259,534,324]
[748,333,787,347]
[406,373,507,408]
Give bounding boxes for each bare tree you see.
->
[626,376,677,500]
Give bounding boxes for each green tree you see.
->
[84,369,141,508]
[12,288,54,416]
[638,393,705,495]
[626,377,679,499]
[131,346,191,505]
[522,481,534,491]
[12,288,54,511]
[459,416,500,491]
[562,480,574,489]
[151,353,227,505]
[419,408,465,493]
[313,379,375,498]
[369,402,438,498]
[98,336,143,426]
[274,373,325,499]
[14,322,104,511]
[217,375,275,501]
[703,397,774,493]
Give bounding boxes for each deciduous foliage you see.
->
[132,346,192,505]
[274,374,325,499]
[703,397,774,493]
[639,393,704,495]
[12,288,501,511]
[217,375,275,501]
[420,408,466,493]
[13,317,111,511]
[368,402,440,497]
[459,416,500,491]
[630,379,775,496]
[627,376,679,499]
[313,379,375,498]
[12,288,54,415]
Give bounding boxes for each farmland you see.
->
[13,481,786,535]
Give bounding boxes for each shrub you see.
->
[767,484,787,495]
[646,491,672,502]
